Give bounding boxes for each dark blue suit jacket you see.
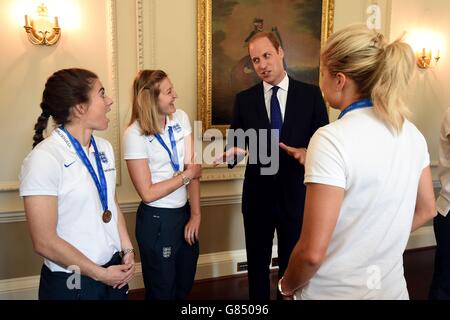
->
[227,77,329,220]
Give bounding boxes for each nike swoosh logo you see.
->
[64,161,76,168]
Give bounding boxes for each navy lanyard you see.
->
[60,127,108,213]
[154,126,180,173]
[338,98,373,119]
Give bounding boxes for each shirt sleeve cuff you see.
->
[20,189,58,197]
[123,154,149,160]
[304,175,346,189]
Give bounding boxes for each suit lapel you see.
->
[281,78,299,139]
[255,82,270,129]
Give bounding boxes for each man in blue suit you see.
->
[219,32,329,300]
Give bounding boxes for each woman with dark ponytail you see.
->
[19,68,135,300]
[278,24,436,299]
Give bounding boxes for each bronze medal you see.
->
[102,210,112,223]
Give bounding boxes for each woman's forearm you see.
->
[188,178,201,216]
[140,175,184,203]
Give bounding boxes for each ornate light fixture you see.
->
[416,48,441,69]
[24,3,61,46]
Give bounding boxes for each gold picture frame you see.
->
[197,0,335,135]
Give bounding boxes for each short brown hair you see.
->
[248,32,280,51]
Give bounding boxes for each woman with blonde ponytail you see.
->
[20,68,135,299]
[279,24,436,299]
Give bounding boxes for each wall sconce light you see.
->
[24,3,60,46]
[416,48,441,69]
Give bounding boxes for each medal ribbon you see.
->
[338,98,373,119]
[60,127,108,213]
[154,126,180,173]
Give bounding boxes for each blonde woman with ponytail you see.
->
[124,70,201,300]
[279,25,436,299]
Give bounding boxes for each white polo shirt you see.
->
[19,129,121,273]
[298,108,429,300]
[123,109,192,208]
[436,107,450,216]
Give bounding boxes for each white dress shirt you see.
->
[263,72,289,122]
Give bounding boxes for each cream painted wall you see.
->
[0,0,139,279]
[0,0,121,208]
[115,0,141,202]
[390,0,450,169]
[330,0,392,120]
[0,0,438,282]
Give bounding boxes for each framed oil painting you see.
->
[197,0,335,134]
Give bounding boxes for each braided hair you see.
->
[32,68,98,148]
